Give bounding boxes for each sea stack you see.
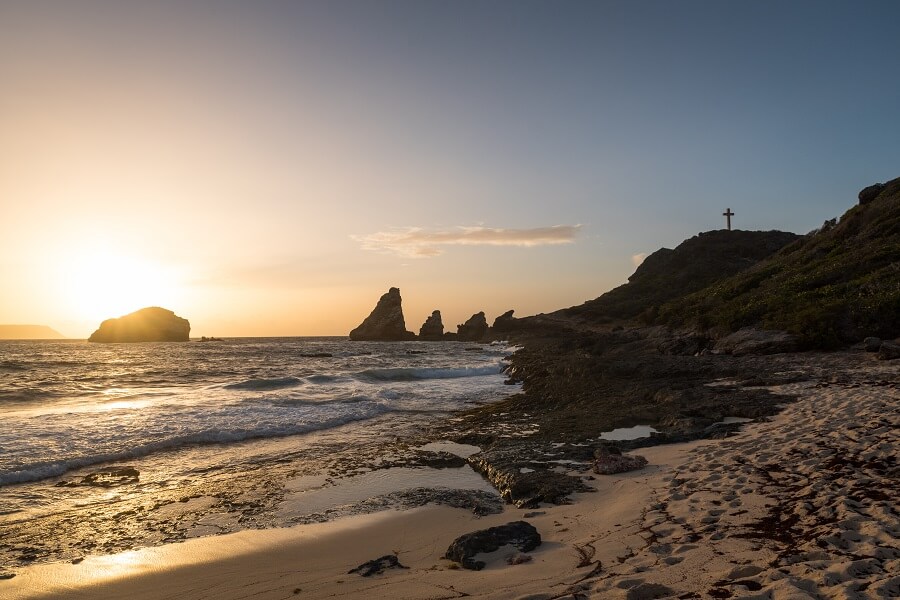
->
[418,310,445,340]
[457,312,489,341]
[88,307,191,343]
[349,287,416,341]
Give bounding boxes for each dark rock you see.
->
[88,307,190,343]
[418,310,444,340]
[299,352,333,358]
[714,327,799,356]
[863,337,882,352]
[349,288,416,341]
[347,554,408,576]
[858,183,885,205]
[82,466,140,487]
[0,572,15,580]
[443,332,458,340]
[593,446,648,475]
[457,312,489,341]
[877,341,900,360]
[491,310,519,333]
[444,521,541,570]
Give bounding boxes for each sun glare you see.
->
[59,246,184,325]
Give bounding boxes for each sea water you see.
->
[0,338,515,519]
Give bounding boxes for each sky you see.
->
[2,0,900,338]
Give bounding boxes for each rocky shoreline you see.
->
[1,327,895,579]
[3,342,895,599]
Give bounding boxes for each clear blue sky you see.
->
[2,1,899,335]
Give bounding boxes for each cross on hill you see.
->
[723,208,735,230]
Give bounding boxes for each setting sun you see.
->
[58,245,184,325]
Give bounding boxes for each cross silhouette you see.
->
[723,208,735,231]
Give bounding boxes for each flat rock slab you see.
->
[444,520,541,570]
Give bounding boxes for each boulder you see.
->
[418,310,444,340]
[877,341,900,360]
[444,521,541,570]
[593,446,648,475]
[491,309,518,333]
[714,327,799,356]
[88,307,190,343]
[349,288,416,341]
[858,183,886,205]
[457,312,489,341]
[863,337,882,352]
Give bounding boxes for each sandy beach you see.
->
[3,357,896,600]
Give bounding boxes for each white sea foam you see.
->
[0,338,518,491]
[0,402,392,485]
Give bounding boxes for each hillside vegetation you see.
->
[654,177,900,347]
[555,177,900,349]
[564,230,799,322]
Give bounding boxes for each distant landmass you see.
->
[0,325,66,340]
[88,307,191,343]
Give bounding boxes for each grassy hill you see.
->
[654,177,900,347]
[563,229,799,323]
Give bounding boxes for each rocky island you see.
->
[88,307,191,343]
[348,287,416,341]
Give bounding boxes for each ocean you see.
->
[0,338,516,565]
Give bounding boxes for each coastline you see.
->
[3,351,897,599]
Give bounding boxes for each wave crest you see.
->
[357,365,501,381]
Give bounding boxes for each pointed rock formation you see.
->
[88,307,190,343]
[491,310,518,333]
[457,312,489,342]
[349,287,416,341]
[419,310,444,341]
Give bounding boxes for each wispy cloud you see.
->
[351,225,581,258]
[631,252,648,267]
